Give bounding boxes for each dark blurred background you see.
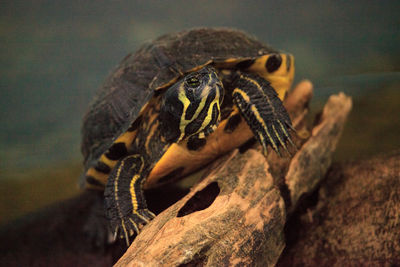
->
[1,0,399,223]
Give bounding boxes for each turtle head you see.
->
[160,66,224,143]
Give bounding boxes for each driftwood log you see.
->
[115,81,353,266]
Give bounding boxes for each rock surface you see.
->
[278,151,400,266]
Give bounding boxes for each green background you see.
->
[1,0,399,223]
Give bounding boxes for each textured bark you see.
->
[117,150,286,267]
[115,81,353,266]
[285,92,352,213]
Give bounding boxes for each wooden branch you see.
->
[115,81,353,266]
[286,92,352,213]
[117,150,285,266]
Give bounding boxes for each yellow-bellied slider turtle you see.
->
[81,28,295,245]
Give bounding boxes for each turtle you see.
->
[80,27,295,246]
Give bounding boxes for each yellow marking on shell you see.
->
[139,102,149,113]
[115,131,136,144]
[247,55,268,73]
[155,77,179,91]
[86,167,108,186]
[185,60,213,73]
[145,120,159,152]
[113,130,138,154]
[100,154,118,168]
[144,112,160,152]
[214,57,249,68]
[86,140,131,188]
[247,54,295,100]
[216,57,241,65]
[233,88,279,153]
[222,58,239,63]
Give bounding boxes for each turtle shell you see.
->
[81,27,279,177]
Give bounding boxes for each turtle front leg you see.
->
[231,72,295,156]
[104,155,155,246]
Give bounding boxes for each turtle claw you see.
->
[111,209,156,246]
[135,209,156,223]
[265,119,295,157]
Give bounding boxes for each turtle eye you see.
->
[186,76,200,88]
